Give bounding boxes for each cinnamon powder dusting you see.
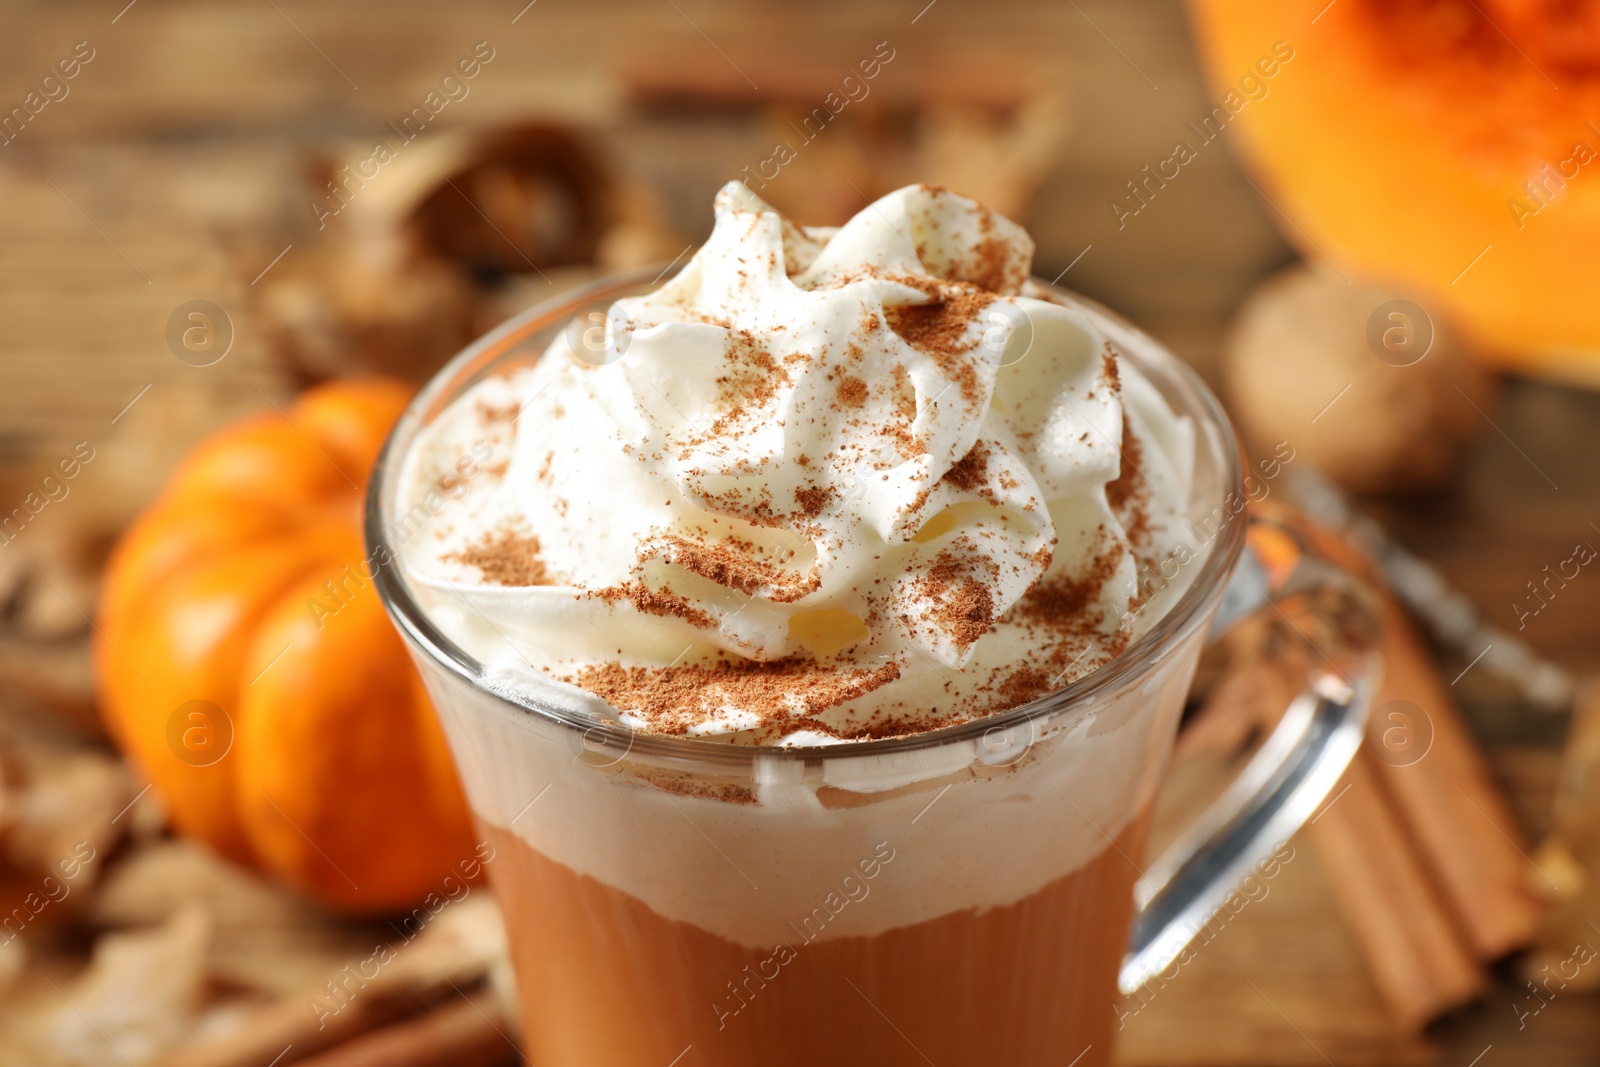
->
[836,375,868,407]
[884,284,993,405]
[990,665,1057,711]
[968,233,1013,294]
[566,659,903,739]
[632,768,758,805]
[1100,349,1121,392]
[911,548,998,652]
[445,531,554,586]
[705,329,790,437]
[994,530,1132,706]
[1105,425,1142,513]
[1015,562,1119,635]
[643,532,820,603]
[475,400,519,423]
[941,441,990,492]
[893,362,918,411]
[794,485,832,517]
[591,582,716,630]
[1106,423,1153,556]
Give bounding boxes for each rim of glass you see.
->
[365,264,1248,769]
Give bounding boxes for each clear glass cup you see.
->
[367,269,1380,1067]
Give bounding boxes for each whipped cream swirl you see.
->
[397,182,1195,742]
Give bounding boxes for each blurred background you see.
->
[1,0,1598,1064]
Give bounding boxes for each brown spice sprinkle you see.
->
[1106,423,1153,555]
[991,665,1057,711]
[941,441,990,492]
[794,484,832,517]
[1100,348,1122,392]
[695,482,783,530]
[836,375,868,407]
[911,548,998,652]
[444,531,554,587]
[591,582,716,631]
[475,400,519,423]
[630,766,758,805]
[1014,518,1126,631]
[937,578,994,650]
[781,707,966,743]
[1015,564,1115,635]
[884,285,993,405]
[566,659,903,735]
[967,234,1014,295]
[890,426,926,460]
[890,363,918,422]
[987,567,1135,712]
[1105,425,1142,513]
[642,532,820,603]
[996,521,1133,694]
[707,329,789,437]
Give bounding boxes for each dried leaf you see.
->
[2,746,131,885]
[5,907,210,1066]
[89,839,382,997]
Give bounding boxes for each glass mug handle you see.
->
[1120,514,1383,994]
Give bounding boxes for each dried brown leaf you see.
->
[4,907,210,1066]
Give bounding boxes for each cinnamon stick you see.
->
[1181,641,1482,1027]
[1307,748,1486,1030]
[1180,514,1509,1029]
[1252,499,1544,962]
[1363,599,1544,960]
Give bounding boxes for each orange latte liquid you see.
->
[482,806,1151,1067]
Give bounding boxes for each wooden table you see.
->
[1,1,1595,1063]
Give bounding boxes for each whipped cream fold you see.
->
[397,182,1195,743]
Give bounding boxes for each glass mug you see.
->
[367,269,1381,1066]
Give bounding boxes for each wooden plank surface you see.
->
[1,1,1596,1064]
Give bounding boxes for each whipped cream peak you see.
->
[398,183,1196,742]
[706,179,1034,296]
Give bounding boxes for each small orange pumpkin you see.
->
[95,378,475,913]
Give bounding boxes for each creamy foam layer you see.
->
[397,183,1196,744]
[432,632,1195,947]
